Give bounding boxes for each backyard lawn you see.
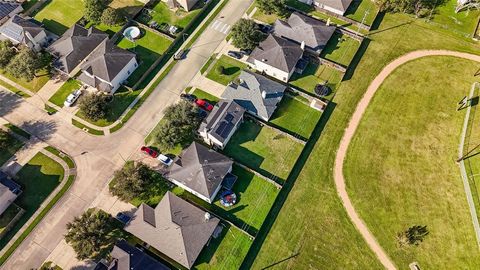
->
[270,95,322,139]
[250,12,480,270]
[206,55,248,86]
[0,152,64,249]
[289,62,344,97]
[143,1,202,29]
[33,0,84,35]
[344,0,379,26]
[194,224,252,270]
[431,0,480,37]
[110,0,144,18]
[344,56,480,269]
[0,132,23,166]
[223,121,303,181]
[48,79,81,107]
[76,87,142,127]
[320,32,361,67]
[117,28,173,86]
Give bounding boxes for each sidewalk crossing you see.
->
[210,19,231,34]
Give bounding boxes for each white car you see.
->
[158,154,173,166]
[64,89,82,107]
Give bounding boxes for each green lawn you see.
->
[0,132,23,166]
[251,8,281,24]
[0,205,22,235]
[344,56,480,269]
[320,32,361,67]
[76,87,142,127]
[431,0,480,37]
[0,69,50,93]
[141,1,203,29]
[206,55,248,86]
[0,152,64,249]
[192,88,220,105]
[194,224,252,270]
[289,62,344,97]
[117,28,173,86]
[33,0,84,35]
[94,23,123,37]
[270,95,322,139]
[48,79,81,107]
[110,0,144,18]
[344,0,379,26]
[223,121,303,181]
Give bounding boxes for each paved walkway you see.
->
[192,76,226,97]
[334,50,480,270]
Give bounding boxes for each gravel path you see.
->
[334,50,480,270]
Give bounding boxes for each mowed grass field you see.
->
[248,12,480,270]
[34,0,84,35]
[344,56,480,269]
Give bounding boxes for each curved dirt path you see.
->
[334,50,480,270]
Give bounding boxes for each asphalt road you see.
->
[0,0,253,268]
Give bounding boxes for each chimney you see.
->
[326,18,331,26]
[262,91,266,99]
[300,41,305,50]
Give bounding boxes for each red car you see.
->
[195,99,213,111]
[140,146,159,158]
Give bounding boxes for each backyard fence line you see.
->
[245,115,307,144]
[233,162,283,189]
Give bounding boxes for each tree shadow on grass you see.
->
[0,90,21,117]
[223,66,241,76]
[239,101,337,269]
[194,223,233,266]
[41,19,68,36]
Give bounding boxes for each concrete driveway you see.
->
[0,1,253,269]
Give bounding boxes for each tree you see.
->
[375,0,440,17]
[78,93,109,121]
[216,65,224,75]
[396,225,429,247]
[109,162,153,201]
[85,0,107,23]
[6,47,40,81]
[65,209,120,260]
[0,130,9,149]
[256,0,288,17]
[155,101,200,149]
[231,19,265,50]
[0,40,14,68]
[101,7,122,26]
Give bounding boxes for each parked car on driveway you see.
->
[116,212,131,224]
[227,51,242,59]
[64,89,82,107]
[195,99,213,111]
[141,146,159,158]
[174,49,186,60]
[180,93,197,103]
[240,49,252,56]
[158,154,173,166]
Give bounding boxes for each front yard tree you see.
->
[65,209,119,260]
[85,0,107,23]
[257,0,288,17]
[231,19,265,50]
[109,162,153,201]
[101,7,122,26]
[0,130,9,149]
[6,47,40,81]
[0,40,14,68]
[78,93,109,121]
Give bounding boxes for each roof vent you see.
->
[300,41,306,50]
[262,58,267,62]
[205,212,211,221]
[262,91,267,99]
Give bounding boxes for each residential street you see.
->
[0,0,253,269]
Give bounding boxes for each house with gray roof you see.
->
[273,12,336,54]
[47,24,108,75]
[198,100,245,149]
[222,70,287,121]
[78,39,138,94]
[0,171,21,216]
[0,1,22,24]
[247,34,304,82]
[297,0,353,15]
[163,0,200,11]
[167,142,235,203]
[96,239,170,270]
[0,15,47,52]
[124,192,219,269]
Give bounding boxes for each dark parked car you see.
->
[195,99,213,111]
[116,212,131,224]
[140,146,159,158]
[197,109,208,118]
[180,93,197,102]
[257,23,272,33]
[240,49,252,56]
[227,51,242,59]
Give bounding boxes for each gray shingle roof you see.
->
[168,142,233,199]
[108,240,170,270]
[247,34,303,73]
[80,39,136,83]
[0,15,45,45]
[222,71,286,120]
[0,1,21,20]
[273,12,336,53]
[315,0,353,13]
[47,24,108,73]
[199,100,245,143]
[124,192,219,269]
